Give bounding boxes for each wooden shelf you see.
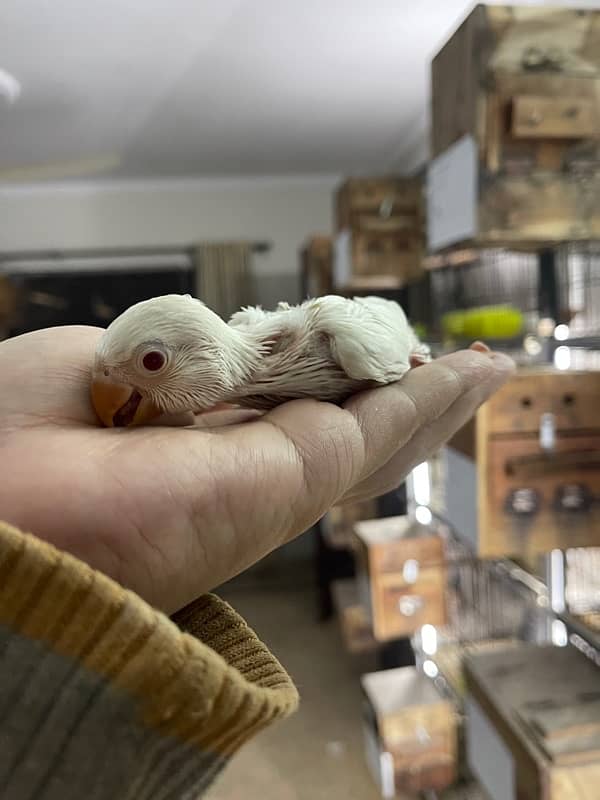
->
[331,579,378,655]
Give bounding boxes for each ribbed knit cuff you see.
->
[0,521,298,757]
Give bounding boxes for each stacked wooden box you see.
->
[362,666,458,796]
[353,515,448,641]
[0,276,19,339]
[321,498,378,550]
[427,4,600,252]
[300,235,333,298]
[333,177,424,290]
[331,579,378,655]
[439,368,600,573]
[465,643,600,800]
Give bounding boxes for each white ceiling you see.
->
[0,0,598,182]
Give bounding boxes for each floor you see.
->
[206,583,382,800]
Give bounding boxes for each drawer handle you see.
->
[403,559,420,584]
[398,595,424,617]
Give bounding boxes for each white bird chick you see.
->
[91,293,430,427]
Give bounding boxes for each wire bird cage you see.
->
[410,526,552,705]
[425,244,600,340]
[564,547,600,616]
[429,250,538,321]
[556,242,600,337]
[545,547,600,646]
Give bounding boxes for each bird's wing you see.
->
[228,302,306,353]
[228,305,270,328]
[311,295,421,382]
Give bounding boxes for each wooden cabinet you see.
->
[362,666,458,795]
[334,177,424,289]
[439,368,600,571]
[331,579,377,655]
[300,236,333,298]
[321,499,378,550]
[465,643,600,800]
[353,516,447,641]
[428,5,600,251]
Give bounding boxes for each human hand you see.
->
[0,326,514,613]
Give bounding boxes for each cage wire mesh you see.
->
[425,244,600,339]
[443,536,549,645]
[427,250,539,334]
[564,548,600,631]
[556,241,600,337]
[411,525,552,704]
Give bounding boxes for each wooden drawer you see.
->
[373,568,447,640]
[512,95,597,141]
[336,177,421,231]
[393,751,456,796]
[484,369,600,436]
[354,516,445,574]
[371,535,445,576]
[351,231,422,279]
[484,433,600,563]
[353,516,447,641]
[441,368,600,568]
[362,666,458,795]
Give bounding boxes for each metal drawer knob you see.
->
[399,595,424,617]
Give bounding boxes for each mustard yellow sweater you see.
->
[0,521,298,800]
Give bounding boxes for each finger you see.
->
[470,340,490,353]
[147,411,197,427]
[341,377,491,503]
[251,349,513,516]
[193,408,264,428]
[343,349,514,485]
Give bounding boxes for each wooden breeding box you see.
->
[362,666,458,796]
[465,643,600,800]
[0,276,19,338]
[300,235,333,298]
[439,368,600,572]
[334,177,424,289]
[428,5,600,251]
[321,499,378,550]
[331,579,378,655]
[353,516,447,641]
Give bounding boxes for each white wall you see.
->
[0,175,338,304]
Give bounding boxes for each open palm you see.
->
[0,325,513,613]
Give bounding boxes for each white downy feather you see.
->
[229,294,426,384]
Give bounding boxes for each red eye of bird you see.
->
[142,350,166,372]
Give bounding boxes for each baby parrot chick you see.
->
[91,293,430,427]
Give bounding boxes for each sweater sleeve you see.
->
[0,520,298,800]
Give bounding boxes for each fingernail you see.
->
[490,352,516,371]
[470,341,491,353]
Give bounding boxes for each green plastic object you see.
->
[442,305,524,341]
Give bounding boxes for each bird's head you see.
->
[91,294,257,427]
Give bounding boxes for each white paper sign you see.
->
[333,228,352,287]
[466,696,516,800]
[427,134,478,251]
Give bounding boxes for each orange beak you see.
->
[91,375,161,428]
